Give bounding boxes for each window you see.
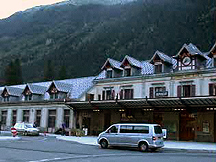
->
[36,110,41,127]
[23,110,30,122]
[102,89,115,100]
[133,126,149,133]
[3,96,9,102]
[50,93,58,100]
[1,111,7,125]
[119,88,134,99]
[120,125,149,134]
[107,126,118,133]
[106,90,112,100]
[155,64,162,73]
[48,110,56,128]
[149,86,167,98]
[106,70,112,78]
[98,94,101,101]
[124,89,133,99]
[154,126,162,134]
[214,58,216,67]
[64,109,70,128]
[209,83,216,96]
[177,85,195,97]
[25,94,32,101]
[125,68,131,76]
[120,125,133,133]
[86,94,94,101]
[12,110,17,126]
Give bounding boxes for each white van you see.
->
[97,123,164,152]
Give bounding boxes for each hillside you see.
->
[0,0,215,84]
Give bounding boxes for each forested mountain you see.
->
[0,0,215,84]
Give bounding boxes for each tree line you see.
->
[3,59,68,86]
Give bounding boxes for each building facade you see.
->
[0,42,216,142]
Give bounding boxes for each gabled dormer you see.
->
[207,42,216,67]
[150,51,174,74]
[174,43,207,71]
[1,86,23,102]
[47,81,72,100]
[120,55,142,76]
[22,84,47,101]
[101,58,123,78]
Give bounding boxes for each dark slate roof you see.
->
[59,76,95,99]
[25,84,47,95]
[95,70,106,80]
[48,81,73,93]
[0,76,96,100]
[174,43,208,59]
[141,61,154,75]
[121,55,142,68]
[2,86,24,97]
[101,58,123,70]
[150,50,174,65]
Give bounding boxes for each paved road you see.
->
[0,135,215,162]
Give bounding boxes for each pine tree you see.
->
[58,65,67,80]
[44,60,55,81]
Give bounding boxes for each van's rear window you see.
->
[154,126,162,134]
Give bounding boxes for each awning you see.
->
[66,96,216,110]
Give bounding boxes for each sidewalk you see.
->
[56,135,216,152]
[0,131,21,141]
[1,132,215,152]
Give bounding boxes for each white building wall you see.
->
[29,108,36,123]
[56,107,64,128]
[17,109,23,123]
[41,108,48,128]
[6,109,12,127]
[69,109,75,128]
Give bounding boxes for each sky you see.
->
[0,0,65,19]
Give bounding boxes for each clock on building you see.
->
[182,56,191,66]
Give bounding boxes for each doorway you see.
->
[179,111,196,141]
[82,117,91,135]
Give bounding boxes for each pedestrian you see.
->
[62,122,66,136]
[33,121,37,128]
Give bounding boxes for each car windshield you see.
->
[154,126,162,134]
[25,124,33,128]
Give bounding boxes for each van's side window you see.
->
[133,126,149,133]
[120,125,133,133]
[107,126,118,133]
[120,125,149,133]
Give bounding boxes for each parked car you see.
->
[97,123,164,152]
[12,122,39,136]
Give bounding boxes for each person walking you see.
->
[61,122,66,136]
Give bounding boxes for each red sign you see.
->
[11,127,17,137]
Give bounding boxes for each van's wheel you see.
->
[139,142,148,152]
[100,140,108,149]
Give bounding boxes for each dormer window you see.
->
[2,90,9,102]
[154,63,162,74]
[125,68,131,76]
[24,88,32,101]
[106,70,113,78]
[213,56,216,67]
[50,93,58,100]
[3,96,9,102]
[25,94,32,101]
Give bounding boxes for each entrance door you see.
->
[180,111,195,141]
[82,117,91,135]
[104,113,111,130]
[214,112,216,142]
